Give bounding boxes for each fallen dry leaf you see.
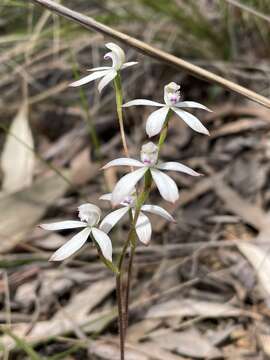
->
[0,172,69,253]
[149,328,221,359]
[238,241,270,298]
[146,298,246,319]
[1,103,35,193]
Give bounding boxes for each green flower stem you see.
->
[113,73,130,158]
[122,110,173,335]
[113,71,132,360]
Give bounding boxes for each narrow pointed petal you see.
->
[123,99,164,107]
[40,221,87,231]
[141,205,175,222]
[121,61,138,69]
[49,227,91,261]
[175,101,212,112]
[157,162,202,176]
[99,193,112,201]
[150,169,179,203]
[172,108,209,135]
[99,207,129,233]
[146,106,169,137]
[135,212,152,245]
[98,70,117,92]
[112,167,148,205]
[102,158,144,169]
[91,227,113,261]
[69,70,109,87]
[87,66,111,72]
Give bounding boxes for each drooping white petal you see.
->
[49,227,91,261]
[146,106,169,137]
[112,167,148,205]
[175,101,212,112]
[135,212,152,245]
[121,61,138,69]
[105,43,125,69]
[172,107,209,135]
[150,168,179,203]
[87,66,111,72]
[99,207,129,233]
[141,205,175,222]
[102,157,144,169]
[123,99,164,107]
[157,162,202,176]
[69,70,109,87]
[98,69,117,92]
[99,193,112,201]
[91,227,113,261]
[40,221,87,231]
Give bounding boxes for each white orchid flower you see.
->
[40,203,113,262]
[123,82,211,137]
[69,43,137,92]
[102,142,201,205]
[99,193,175,245]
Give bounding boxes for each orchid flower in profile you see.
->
[69,42,137,92]
[102,142,201,205]
[99,193,175,245]
[123,82,211,137]
[40,204,113,262]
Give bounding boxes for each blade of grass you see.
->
[70,50,100,157]
[223,0,270,23]
[1,326,43,360]
[29,0,270,109]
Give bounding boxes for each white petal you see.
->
[98,70,117,92]
[40,221,87,231]
[175,101,212,112]
[91,227,113,261]
[87,66,111,71]
[102,157,144,169]
[141,205,175,222]
[99,193,112,201]
[146,107,169,137]
[99,207,129,233]
[123,99,164,107]
[69,70,109,87]
[105,43,125,68]
[172,108,209,135]
[135,212,152,245]
[121,61,138,69]
[157,162,202,176]
[112,167,148,205]
[150,168,179,203]
[49,227,91,261]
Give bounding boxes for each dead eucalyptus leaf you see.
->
[149,328,221,359]
[1,103,35,193]
[0,172,69,253]
[146,299,245,319]
[238,242,270,297]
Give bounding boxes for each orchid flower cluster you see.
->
[40,42,210,271]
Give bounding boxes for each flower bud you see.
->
[164,82,181,106]
[140,142,159,166]
[78,203,101,226]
